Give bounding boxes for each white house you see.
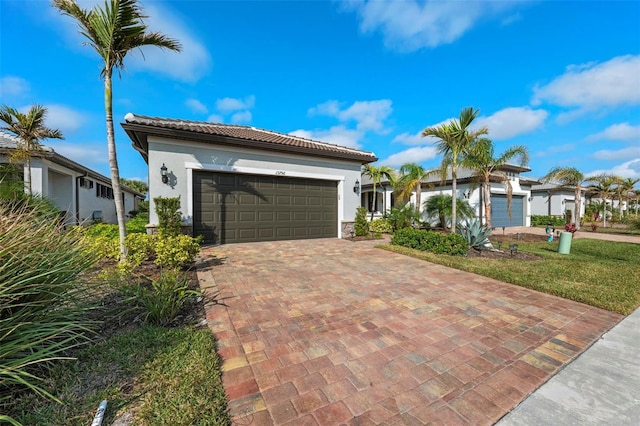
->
[530,183,587,223]
[0,132,144,226]
[361,164,538,228]
[121,113,377,244]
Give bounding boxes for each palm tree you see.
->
[588,175,617,227]
[362,164,396,221]
[422,107,488,230]
[618,177,639,217]
[394,163,434,212]
[463,138,529,228]
[0,105,63,194]
[423,194,475,229]
[541,167,595,230]
[54,0,181,261]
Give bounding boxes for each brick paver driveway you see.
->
[198,239,621,425]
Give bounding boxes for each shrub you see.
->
[386,203,422,231]
[565,223,577,234]
[154,196,182,237]
[369,218,393,234]
[531,215,565,227]
[126,215,148,234]
[125,233,156,268]
[629,219,640,231]
[354,207,369,236]
[154,235,203,269]
[84,233,119,260]
[135,269,200,326]
[84,223,119,239]
[0,205,97,419]
[391,228,468,256]
[457,220,492,249]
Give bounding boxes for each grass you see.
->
[7,325,230,425]
[380,239,640,315]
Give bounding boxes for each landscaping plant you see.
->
[135,269,200,326]
[369,218,393,234]
[0,205,97,425]
[354,206,369,236]
[457,220,492,250]
[391,228,468,256]
[154,196,182,237]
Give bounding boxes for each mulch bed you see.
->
[467,232,547,260]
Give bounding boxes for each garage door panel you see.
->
[491,194,524,227]
[194,172,337,244]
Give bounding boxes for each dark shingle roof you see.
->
[122,113,378,163]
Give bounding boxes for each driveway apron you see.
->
[198,239,621,425]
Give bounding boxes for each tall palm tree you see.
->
[362,164,396,220]
[541,167,594,230]
[463,138,529,228]
[0,104,63,194]
[618,177,639,217]
[422,107,488,230]
[588,174,617,227]
[54,0,181,261]
[394,163,435,212]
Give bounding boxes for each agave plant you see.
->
[456,220,492,250]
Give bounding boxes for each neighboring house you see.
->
[0,132,144,226]
[361,164,538,228]
[121,113,377,244]
[530,183,587,222]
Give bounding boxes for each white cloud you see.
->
[47,140,108,166]
[341,0,520,51]
[392,130,425,145]
[474,107,548,140]
[185,98,208,114]
[381,146,439,167]
[532,55,640,111]
[231,111,252,124]
[207,114,224,123]
[0,76,30,98]
[591,147,640,161]
[41,104,87,134]
[216,95,255,112]
[586,122,640,142]
[289,126,363,149]
[588,158,640,179]
[308,99,393,132]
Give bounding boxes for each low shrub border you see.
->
[391,228,469,256]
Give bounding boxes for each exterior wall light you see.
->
[160,163,168,184]
[353,179,360,194]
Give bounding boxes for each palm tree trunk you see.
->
[415,182,421,214]
[451,165,457,230]
[483,180,491,228]
[371,181,377,221]
[104,72,127,261]
[575,185,582,230]
[25,156,32,195]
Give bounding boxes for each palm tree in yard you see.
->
[423,194,474,229]
[617,177,639,217]
[54,0,181,261]
[362,164,396,221]
[541,167,595,231]
[0,104,63,194]
[394,163,435,213]
[422,107,488,230]
[463,138,529,228]
[586,174,617,228]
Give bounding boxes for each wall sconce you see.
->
[528,196,533,202]
[160,163,168,184]
[562,199,566,205]
[353,179,360,194]
[463,190,470,199]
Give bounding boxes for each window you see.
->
[96,183,114,199]
[79,177,94,189]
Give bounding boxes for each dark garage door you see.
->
[491,194,524,227]
[193,171,338,244]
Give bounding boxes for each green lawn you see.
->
[8,325,230,426]
[380,239,640,315]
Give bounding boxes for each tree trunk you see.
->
[415,181,421,214]
[575,185,582,230]
[104,72,128,261]
[371,181,377,221]
[24,156,32,195]
[483,180,492,228]
[451,165,457,231]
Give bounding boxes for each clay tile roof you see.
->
[122,113,378,163]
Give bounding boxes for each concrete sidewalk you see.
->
[496,306,640,425]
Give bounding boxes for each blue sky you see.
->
[1,0,639,184]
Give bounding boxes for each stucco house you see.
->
[361,164,539,228]
[530,183,587,223]
[121,113,377,244]
[0,132,144,226]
